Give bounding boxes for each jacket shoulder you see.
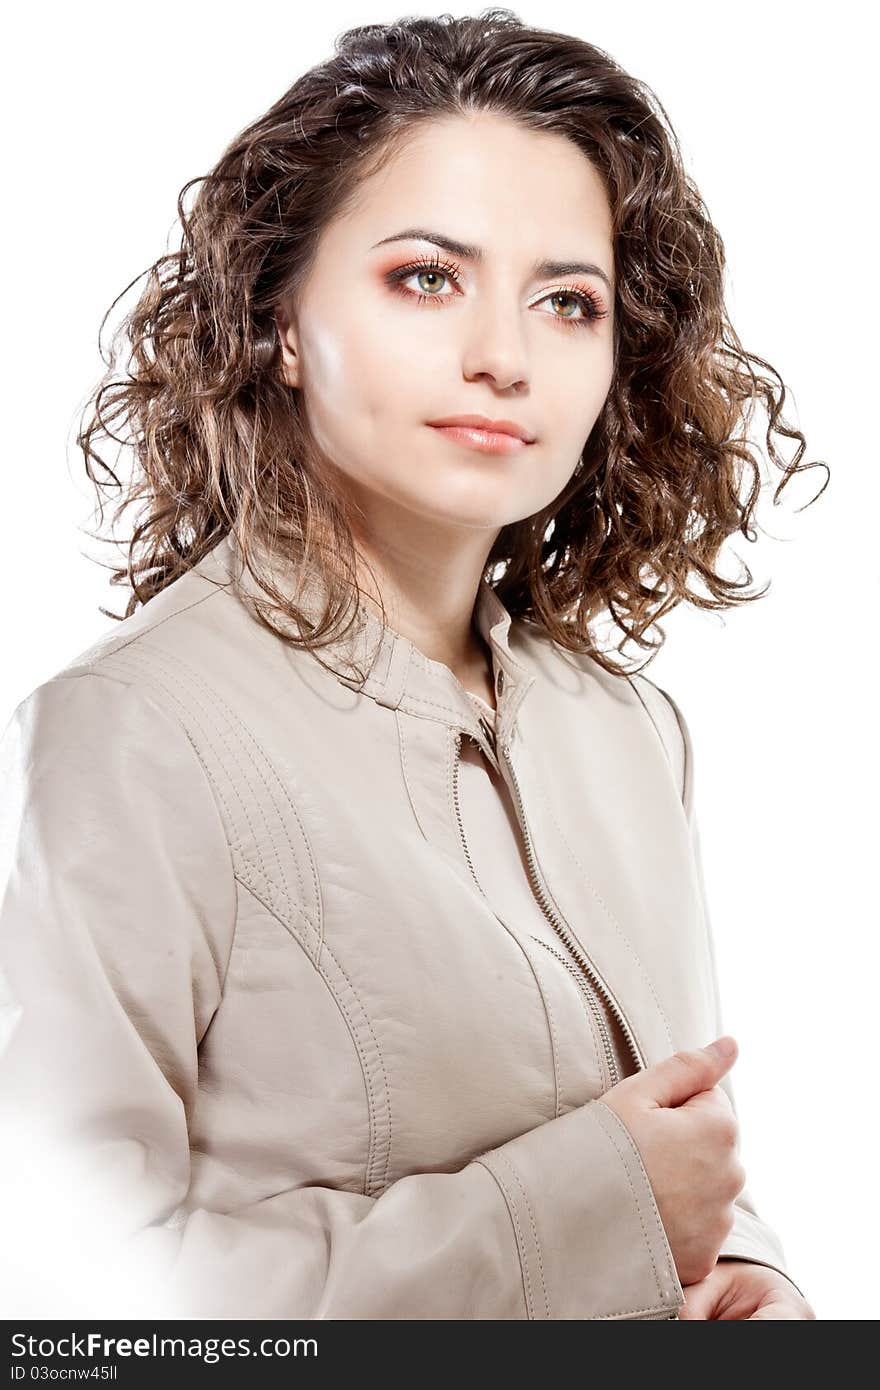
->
[1,551,241,837]
[49,557,234,687]
[8,543,254,750]
[511,621,689,804]
[627,673,689,802]
[628,673,701,820]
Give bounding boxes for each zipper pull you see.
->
[477,713,496,753]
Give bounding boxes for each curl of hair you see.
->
[76,6,829,682]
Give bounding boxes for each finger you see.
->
[678,1285,720,1320]
[747,1303,805,1319]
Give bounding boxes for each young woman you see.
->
[0,10,824,1319]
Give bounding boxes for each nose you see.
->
[460,295,530,394]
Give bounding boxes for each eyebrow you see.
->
[371,226,614,294]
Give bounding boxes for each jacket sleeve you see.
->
[642,678,807,1301]
[0,671,684,1321]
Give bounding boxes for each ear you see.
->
[273,301,300,389]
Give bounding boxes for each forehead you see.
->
[329,112,614,258]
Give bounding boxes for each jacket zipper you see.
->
[499,741,643,1076]
[455,723,679,1319]
[453,731,488,892]
[453,724,644,1078]
[530,936,618,1090]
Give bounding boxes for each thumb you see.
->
[642,1035,738,1109]
[678,1269,724,1319]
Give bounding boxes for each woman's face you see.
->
[275,111,616,536]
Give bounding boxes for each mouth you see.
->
[427,414,536,443]
[426,415,536,456]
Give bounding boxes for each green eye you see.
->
[385,254,609,329]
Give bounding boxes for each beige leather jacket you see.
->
[0,532,802,1319]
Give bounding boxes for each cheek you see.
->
[302,299,418,419]
[295,327,414,481]
[544,343,613,434]
[300,318,356,395]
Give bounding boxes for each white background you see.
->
[2,1,876,1320]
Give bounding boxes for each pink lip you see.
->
[428,424,529,456]
[427,414,536,443]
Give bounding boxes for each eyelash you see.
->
[384,252,609,330]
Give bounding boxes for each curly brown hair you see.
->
[77,7,828,681]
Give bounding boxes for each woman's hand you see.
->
[678,1259,817,1319]
[598,1037,746,1286]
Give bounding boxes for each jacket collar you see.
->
[204,533,535,745]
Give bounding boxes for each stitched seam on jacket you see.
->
[402,691,478,720]
[315,938,393,1197]
[588,1302,679,1320]
[146,642,321,933]
[410,639,532,685]
[591,1101,673,1300]
[176,651,323,957]
[232,877,391,1201]
[478,1115,676,1320]
[99,651,286,924]
[394,707,422,837]
[472,1156,538,1319]
[484,1149,550,1319]
[521,945,563,1117]
[233,862,321,949]
[115,645,298,931]
[103,643,323,961]
[531,937,608,1097]
[106,647,387,1197]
